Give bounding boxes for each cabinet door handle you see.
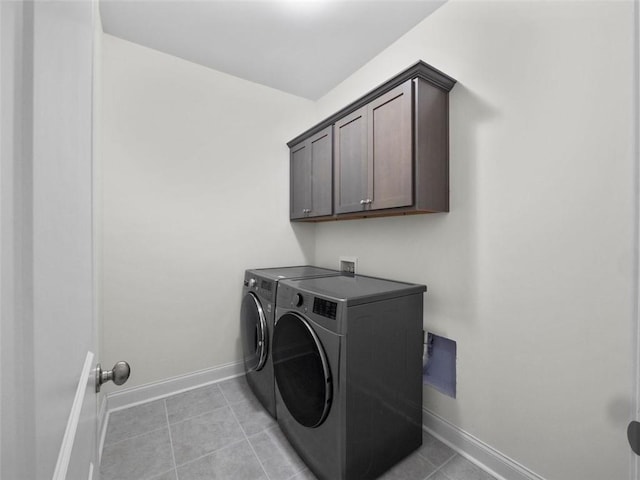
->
[360,200,365,205]
[365,199,372,205]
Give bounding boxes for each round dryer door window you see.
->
[240,293,267,372]
[273,312,332,428]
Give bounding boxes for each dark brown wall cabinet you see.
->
[288,60,456,222]
[289,126,333,219]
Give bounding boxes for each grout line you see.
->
[164,386,230,426]
[106,371,244,414]
[166,401,229,427]
[103,424,169,449]
[163,399,179,480]
[415,448,456,471]
[284,470,303,480]
[432,454,459,479]
[261,425,306,477]
[244,426,305,480]
[165,401,235,432]
[146,468,177,480]
[218,382,232,405]
[218,378,248,407]
[434,452,499,480]
[173,438,247,469]
[421,458,440,480]
[283,465,308,480]
[425,467,453,480]
[438,454,458,469]
[228,402,272,480]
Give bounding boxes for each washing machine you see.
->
[272,274,426,480]
[240,266,341,418]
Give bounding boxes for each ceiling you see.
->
[99,0,446,100]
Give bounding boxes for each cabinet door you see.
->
[290,126,333,220]
[308,126,333,217]
[290,141,311,220]
[334,106,368,214]
[368,80,413,210]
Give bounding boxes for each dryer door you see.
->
[273,312,332,428]
[241,292,268,372]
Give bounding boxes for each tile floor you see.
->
[100,376,498,480]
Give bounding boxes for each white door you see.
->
[1,1,103,478]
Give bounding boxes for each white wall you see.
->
[100,35,317,391]
[310,1,635,479]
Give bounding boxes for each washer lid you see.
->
[282,274,426,306]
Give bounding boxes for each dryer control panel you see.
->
[313,297,337,320]
[276,285,344,335]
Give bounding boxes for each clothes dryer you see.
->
[272,274,426,480]
[240,266,340,418]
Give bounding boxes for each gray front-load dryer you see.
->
[240,266,340,418]
[272,274,426,480]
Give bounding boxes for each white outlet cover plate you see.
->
[339,256,358,273]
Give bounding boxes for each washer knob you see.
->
[294,293,304,307]
[248,278,257,288]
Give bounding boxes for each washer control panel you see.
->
[244,276,275,301]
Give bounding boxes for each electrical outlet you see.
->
[339,256,358,274]
[341,260,355,273]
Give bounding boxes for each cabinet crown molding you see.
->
[287,60,456,148]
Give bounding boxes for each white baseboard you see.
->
[105,360,245,412]
[422,407,546,480]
